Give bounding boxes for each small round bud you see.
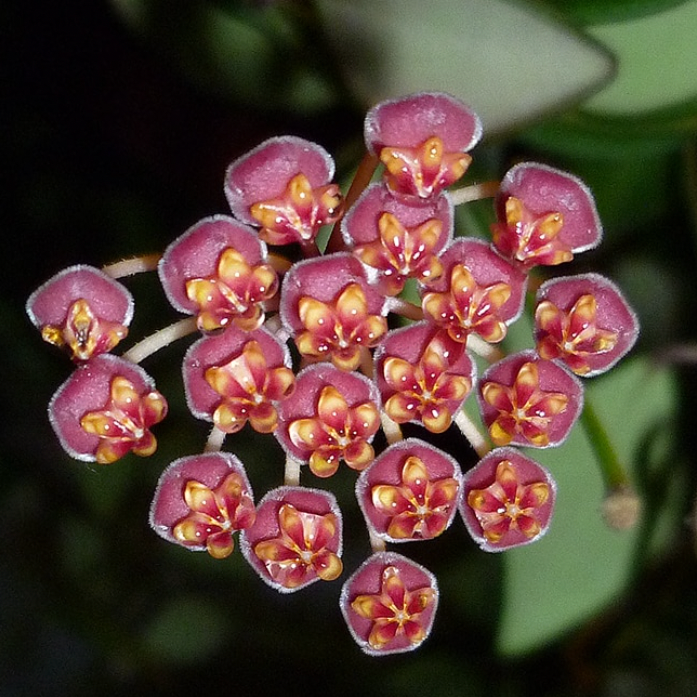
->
[602,486,642,531]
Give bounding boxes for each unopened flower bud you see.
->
[602,486,642,531]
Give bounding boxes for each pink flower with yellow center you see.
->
[287,384,380,477]
[536,294,617,373]
[478,352,583,448]
[150,452,255,559]
[341,552,438,655]
[204,339,295,434]
[172,473,256,559]
[225,136,342,248]
[491,162,602,268]
[422,263,513,343]
[534,273,639,377]
[158,215,277,333]
[185,247,278,333]
[364,92,482,199]
[353,212,444,295]
[295,283,387,371]
[240,486,343,593]
[491,196,571,266]
[357,439,462,542]
[461,448,556,551]
[79,375,167,464]
[49,355,167,463]
[26,265,133,362]
[382,334,473,433]
[249,172,343,245]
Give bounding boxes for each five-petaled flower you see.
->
[534,273,639,377]
[380,331,473,433]
[225,136,343,248]
[491,162,602,267]
[341,552,439,655]
[295,283,387,371]
[204,339,295,434]
[241,487,343,593]
[49,355,167,463]
[479,352,583,448]
[26,265,133,362]
[186,248,278,333]
[461,448,556,551]
[287,384,380,477]
[150,452,256,558]
[364,92,482,199]
[172,473,257,559]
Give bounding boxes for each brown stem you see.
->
[324,152,380,254]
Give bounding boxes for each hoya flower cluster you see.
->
[27,92,638,656]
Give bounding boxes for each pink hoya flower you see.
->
[276,364,381,478]
[49,354,167,464]
[422,238,527,343]
[375,322,474,433]
[149,452,256,559]
[364,92,482,199]
[342,182,453,295]
[280,253,388,371]
[460,448,556,552]
[240,486,343,593]
[340,551,438,655]
[478,350,583,448]
[224,136,343,246]
[183,324,294,434]
[356,438,462,542]
[534,273,639,377]
[491,162,602,267]
[26,264,133,362]
[158,215,278,333]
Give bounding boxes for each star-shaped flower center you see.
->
[380,136,471,198]
[467,459,550,543]
[253,503,342,589]
[422,264,512,343]
[382,342,471,433]
[287,385,380,477]
[173,473,256,559]
[353,213,444,295]
[371,456,459,539]
[80,375,167,464]
[205,340,295,434]
[491,196,571,266]
[481,361,568,447]
[185,247,278,333]
[350,565,436,650]
[295,283,387,371]
[249,173,343,246]
[535,294,619,375]
[41,298,128,362]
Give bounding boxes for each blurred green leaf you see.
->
[583,0,697,115]
[497,356,676,655]
[541,0,689,26]
[110,0,338,113]
[316,0,614,134]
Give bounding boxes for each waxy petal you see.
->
[340,551,439,655]
[460,448,556,552]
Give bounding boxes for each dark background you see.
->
[3,2,697,696]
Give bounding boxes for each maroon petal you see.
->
[158,215,268,315]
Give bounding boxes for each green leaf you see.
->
[496,357,677,655]
[583,0,697,115]
[316,0,613,134]
[541,0,689,26]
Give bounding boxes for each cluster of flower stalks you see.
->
[27,92,639,655]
